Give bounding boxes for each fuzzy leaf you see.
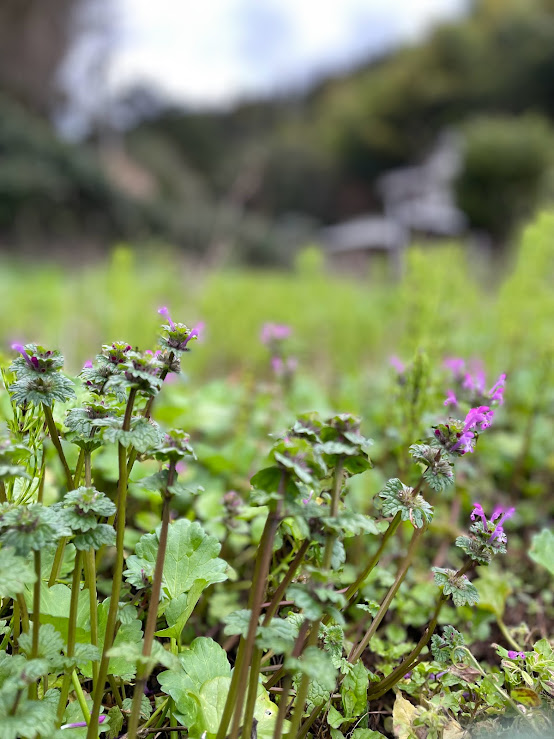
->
[155,580,207,639]
[125,519,228,598]
[222,609,252,638]
[80,598,142,680]
[0,547,36,597]
[341,660,369,718]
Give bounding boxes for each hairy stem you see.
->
[127,461,176,739]
[42,404,73,490]
[57,550,83,724]
[87,388,136,739]
[348,523,426,664]
[29,550,41,699]
[285,618,322,738]
[217,475,285,739]
[341,511,402,607]
[367,560,473,700]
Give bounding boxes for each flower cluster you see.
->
[260,322,297,383]
[9,343,75,407]
[158,307,200,352]
[455,502,515,564]
[442,357,506,409]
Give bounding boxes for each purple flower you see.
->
[462,369,486,394]
[444,389,458,407]
[261,323,291,344]
[302,491,314,505]
[11,342,37,369]
[507,650,526,660]
[443,357,465,376]
[488,373,506,405]
[271,356,298,376]
[83,360,93,369]
[194,321,205,342]
[389,355,405,374]
[452,406,494,453]
[61,715,106,729]
[471,501,515,541]
[158,306,175,330]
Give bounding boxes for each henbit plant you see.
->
[0,314,544,739]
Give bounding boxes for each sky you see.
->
[60,0,468,131]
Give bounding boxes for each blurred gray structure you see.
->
[321,131,467,277]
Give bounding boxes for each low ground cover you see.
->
[0,213,552,738]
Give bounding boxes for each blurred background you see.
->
[0,0,553,377]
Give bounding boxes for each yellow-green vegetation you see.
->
[1,211,553,381]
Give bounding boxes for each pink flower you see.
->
[261,323,291,344]
[444,389,458,407]
[158,306,175,330]
[488,373,506,405]
[462,370,486,394]
[471,502,515,541]
[83,360,93,369]
[61,715,106,729]
[452,406,494,453]
[389,355,405,374]
[443,357,465,376]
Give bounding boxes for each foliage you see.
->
[0,213,553,737]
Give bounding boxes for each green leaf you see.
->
[379,478,433,528]
[222,609,252,638]
[287,646,337,690]
[124,519,228,598]
[101,417,163,452]
[341,660,369,718]
[155,580,208,639]
[432,568,480,607]
[0,547,36,597]
[24,583,90,643]
[351,730,387,738]
[121,695,153,719]
[257,618,297,653]
[74,524,116,550]
[529,529,554,575]
[474,567,512,617]
[80,598,142,680]
[510,687,542,707]
[250,466,284,493]
[327,705,345,729]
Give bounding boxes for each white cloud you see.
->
[103,0,469,107]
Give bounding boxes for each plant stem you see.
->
[74,448,85,487]
[285,618,322,738]
[127,461,176,739]
[348,523,426,664]
[16,594,29,634]
[84,450,92,487]
[57,550,83,724]
[42,403,74,490]
[72,669,92,725]
[497,617,523,652]
[87,388,136,739]
[368,594,447,701]
[461,647,535,723]
[272,675,293,739]
[341,511,402,606]
[322,459,344,570]
[84,549,99,687]
[29,550,41,700]
[216,475,285,739]
[263,540,309,624]
[48,538,67,587]
[367,560,473,700]
[0,481,6,503]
